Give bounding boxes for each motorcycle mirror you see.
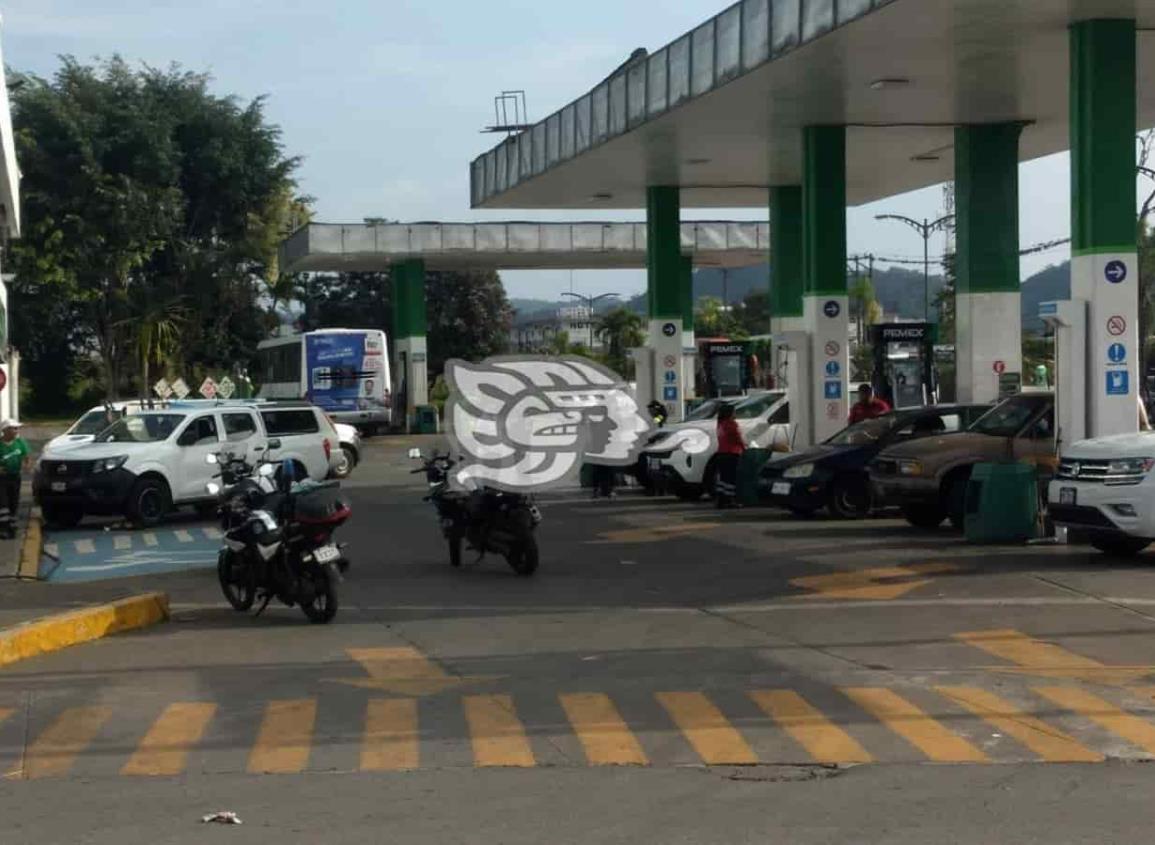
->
[267,438,282,451]
[408,448,423,460]
[258,463,276,478]
[205,453,219,465]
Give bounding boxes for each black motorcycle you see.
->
[410,449,541,576]
[209,450,352,624]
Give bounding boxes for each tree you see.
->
[695,296,745,339]
[596,307,644,377]
[8,57,302,408]
[733,290,770,336]
[425,269,513,374]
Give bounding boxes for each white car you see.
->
[642,391,793,500]
[1049,432,1155,557]
[34,402,337,528]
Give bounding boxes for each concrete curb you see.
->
[0,592,169,668]
[17,513,41,580]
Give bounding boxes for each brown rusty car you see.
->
[868,392,1056,529]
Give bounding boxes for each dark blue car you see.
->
[759,404,990,519]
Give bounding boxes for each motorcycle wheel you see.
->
[300,565,339,624]
[506,531,539,577]
[217,549,255,612]
[448,531,463,567]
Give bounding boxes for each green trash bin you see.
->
[414,405,440,434]
[964,462,1039,543]
[580,463,595,489]
[737,449,776,506]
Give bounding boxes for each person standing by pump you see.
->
[0,420,29,538]
[715,404,745,509]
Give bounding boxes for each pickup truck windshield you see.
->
[69,409,122,436]
[969,395,1050,438]
[96,414,184,443]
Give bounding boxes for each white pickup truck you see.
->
[1049,432,1155,556]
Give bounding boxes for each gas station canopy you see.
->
[470,0,1155,210]
[280,221,769,272]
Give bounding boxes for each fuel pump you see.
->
[776,331,811,450]
[1039,300,1088,454]
[700,341,749,398]
[870,323,938,409]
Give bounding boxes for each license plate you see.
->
[314,545,340,564]
[1059,487,1077,506]
[771,482,791,496]
[51,482,66,492]
[648,457,663,471]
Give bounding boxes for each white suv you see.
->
[1049,432,1155,557]
[34,402,335,528]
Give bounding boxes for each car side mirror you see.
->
[408,448,423,459]
[267,438,282,450]
[205,453,219,465]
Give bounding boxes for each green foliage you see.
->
[8,57,301,411]
[425,269,513,374]
[595,307,644,378]
[695,296,746,339]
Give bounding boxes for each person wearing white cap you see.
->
[0,420,28,538]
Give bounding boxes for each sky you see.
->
[0,0,1121,302]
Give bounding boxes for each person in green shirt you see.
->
[0,420,29,538]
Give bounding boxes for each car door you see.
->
[173,413,222,501]
[220,410,262,465]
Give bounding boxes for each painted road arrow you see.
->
[333,647,501,696]
[790,562,962,601]
[957,629,1155,687]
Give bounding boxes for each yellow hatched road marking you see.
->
[751,690,872,764]
[247,699,316,774]
[113,535,132,550]
[361,699,419,771]
[122,703,216,776]
[1034,687,1155,755]
[174,530,194,544]
[955,629,1155,686]
[936,686,1103,762]
[463,695,536,767]
[657,692,757,765]
[25,706,113,780]
[560,693,648,766]
[74,539,96,554]
[142,532,159,547]
[791,563,961,601]
[843,688,988,763]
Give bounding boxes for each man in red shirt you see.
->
[715,404,746,509]
[848,384,891,425]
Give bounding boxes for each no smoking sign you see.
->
[1107,315,1127,337]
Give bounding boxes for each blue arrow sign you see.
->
[1106,260,1128,284]
[823,300,841,319]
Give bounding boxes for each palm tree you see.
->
[122,292,188,399]
[595,307,645,377]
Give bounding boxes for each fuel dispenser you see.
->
[1039,300,1088,453]
[700,341,749,398]
[775,331,811,450]
[870,323,939,409]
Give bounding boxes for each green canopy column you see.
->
[646,186,687,420]
[391,258,428,431]
[803,127,848,446]
[679,254,697,402]
[769,186,804,335]
[955,123,1023,404]
[1071,19,1137,437]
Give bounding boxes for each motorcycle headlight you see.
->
[91,455,128,474]
[783,463,815,479]
[205,481,222,496]
[898,460,924,477]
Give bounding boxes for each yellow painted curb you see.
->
[0,592,169,668]
[17,514,42,580]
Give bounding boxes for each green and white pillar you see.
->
[646,186,688,420]
[769,186,805,336]
[391,258,428,430]
[679,254,697,404]
[803,127,849,444]
[1071,19,1138,437]
[955,123,1023,403]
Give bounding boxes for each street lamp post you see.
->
[874,214,954,322]
[561,291,619,351]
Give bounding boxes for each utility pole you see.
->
[875,214,954,322]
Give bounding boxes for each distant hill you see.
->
[509,260,1072,330]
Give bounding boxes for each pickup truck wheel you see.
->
[902,504,944,529]
[1090,535,1151,558]
[127,478,171,528]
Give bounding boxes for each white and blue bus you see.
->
[257,329,392,429]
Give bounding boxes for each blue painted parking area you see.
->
[41,522,222,582]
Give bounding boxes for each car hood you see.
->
[1063,431,1155,459]
[768,444,844,469]
[41,441,160,461]
[877,431,989,459]
[45,434,97,451]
